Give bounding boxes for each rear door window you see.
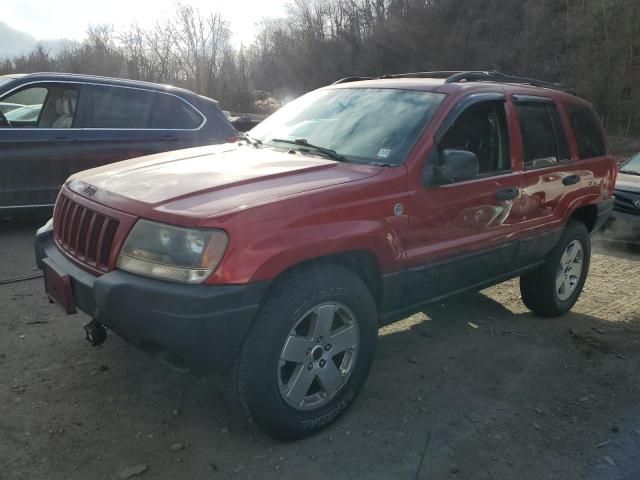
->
[517,102,569,168]
[84,85,154,128]
[568,105,607,159]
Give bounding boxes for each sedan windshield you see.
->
[620,153,640,175]
[250,88,445,166]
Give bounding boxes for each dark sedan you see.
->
[0,73,238,216]
[601,152,640,247]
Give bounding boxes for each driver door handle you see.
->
[495,187,519,201]
[562,174,581,186]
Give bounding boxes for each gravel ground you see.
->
[1,218,639,480]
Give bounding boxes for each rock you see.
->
[118,464,148,479]
[170,443,185,451]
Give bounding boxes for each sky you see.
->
[4,0,288,45]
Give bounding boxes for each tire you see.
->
[226,263,378,440]
[520,220,591,317]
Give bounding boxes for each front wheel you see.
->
[520,220,591,317]
[226,263,378,440]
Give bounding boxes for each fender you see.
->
[208,219,406,285]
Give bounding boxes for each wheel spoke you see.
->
[328,324,358,355]
[556,270,565,292]
[311,304,335,340]
[318,361,343,395]
[281,335,315,363]
[571,245,582,263]
[285,365,316,406]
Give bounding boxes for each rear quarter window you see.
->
[149,93,203,129]
[568,104,607,159]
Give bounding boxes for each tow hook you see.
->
[84,319,107,346]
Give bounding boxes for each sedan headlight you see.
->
[116,220,229,284]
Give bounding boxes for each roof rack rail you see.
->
[332,76,375,85]
[444,71,575,94]
[380,71,464,79]
[332,70,575,94]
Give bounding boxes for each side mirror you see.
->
[433,149,479,184]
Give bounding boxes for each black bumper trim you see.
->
[35,226,269,372]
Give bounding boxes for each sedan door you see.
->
[76,84,211,171]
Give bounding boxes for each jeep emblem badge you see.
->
[83,184,98,197]
[394,203,404,216]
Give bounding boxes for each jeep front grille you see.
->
[53,193,119,272]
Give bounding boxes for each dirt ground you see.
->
[1,218,639,480]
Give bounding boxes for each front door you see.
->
[0,82,85,209]
[404,95,524,305]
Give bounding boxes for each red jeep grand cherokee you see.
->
[35,71,616,439]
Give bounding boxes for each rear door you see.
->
[404,94,525,305]
[0,81,85,209]
[77,84,208,171]
[512,95,584,243]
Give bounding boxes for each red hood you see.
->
[68,143,382,220]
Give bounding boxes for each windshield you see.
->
[620,153,640,175]
[250,88,445,166]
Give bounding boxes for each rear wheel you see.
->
[226,263,377,440]
[520,220,591,317]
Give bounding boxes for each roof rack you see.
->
[443,71,575,94]
[332,76,375,84]
[332,70,575,94]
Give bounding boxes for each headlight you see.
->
[116,220,229,284]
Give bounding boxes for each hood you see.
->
[68,144,382,218]
[615,172,640,194]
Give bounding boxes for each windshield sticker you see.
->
[377,148,391,158]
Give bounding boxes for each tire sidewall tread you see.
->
[227,263,377,440]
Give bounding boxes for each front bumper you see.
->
[35,225,269,372]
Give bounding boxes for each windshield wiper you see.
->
[271,138,346,162]
[619,170,640,176]
[239,132,262,147]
